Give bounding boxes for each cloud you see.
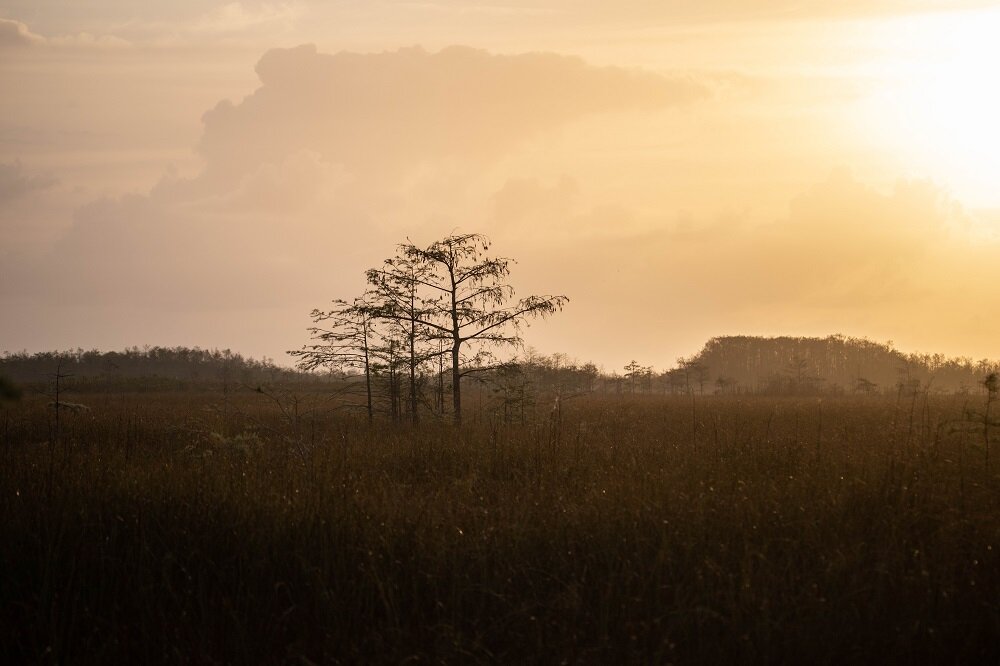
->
[197,44,708,184]
[0,3,294,50]
[0,160,57,202]
[3,150,368,311]
[0,18,44,48]
[2,41,708,341]
[6,33,996,365]
[0,16,130,49]
[47,32,131,49]
[192,2,303,34]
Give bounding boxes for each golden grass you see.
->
[1,389,998,663]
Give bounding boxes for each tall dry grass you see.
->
[1,389,998,663]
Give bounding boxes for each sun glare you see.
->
[859,8,1000,208]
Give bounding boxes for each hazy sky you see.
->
[2,1,1000,370]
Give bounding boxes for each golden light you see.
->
[858,8,1000,209]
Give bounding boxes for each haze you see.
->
[2,0,999,369]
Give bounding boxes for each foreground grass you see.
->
[1,391,998,663]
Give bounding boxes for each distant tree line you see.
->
[644,335,998,397]
[3,333,995,420]
[511,336,996,402]
[0,347,310,387]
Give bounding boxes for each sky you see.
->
[2,1,1000,371]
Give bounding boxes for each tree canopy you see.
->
[294,233,568,424]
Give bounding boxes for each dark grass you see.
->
[1,391,998,664]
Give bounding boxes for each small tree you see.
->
[290,296,378,423]
[366,254,438,424]
[624,360,642,393]
[677,357,709,394]
[391,234,568,424]
[486,362,535,424]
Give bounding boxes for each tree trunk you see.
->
[449,262,462,425]
[408,291,418,424]
[438,341,445,415]
[409,349,417,425]
[452,341,462,425]
[364,354,373,424]
[363,324,373,424]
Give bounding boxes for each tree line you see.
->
[617,335,999,397]
[0,346,307,386]
[4,312,995,415]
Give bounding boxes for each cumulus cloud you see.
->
[1,41,709,354]
[5,35,997,364]
[197,44,708,184]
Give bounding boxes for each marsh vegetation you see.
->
[1,380,998,663]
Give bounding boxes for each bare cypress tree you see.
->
[290,296,378,423]
[387,233,568,424]
[366,254,438,424]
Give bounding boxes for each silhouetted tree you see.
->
[485,362,535,424]
[663,368,687,395]
[387,234,568,424]
[291,296,378,423]
[366,254,438,424]
[677,357,709,394]
[624,360,643,393]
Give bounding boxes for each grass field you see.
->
[1,387,998,663]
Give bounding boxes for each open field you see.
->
[1,388,998,664]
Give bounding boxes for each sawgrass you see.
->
[1,389,998,663]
